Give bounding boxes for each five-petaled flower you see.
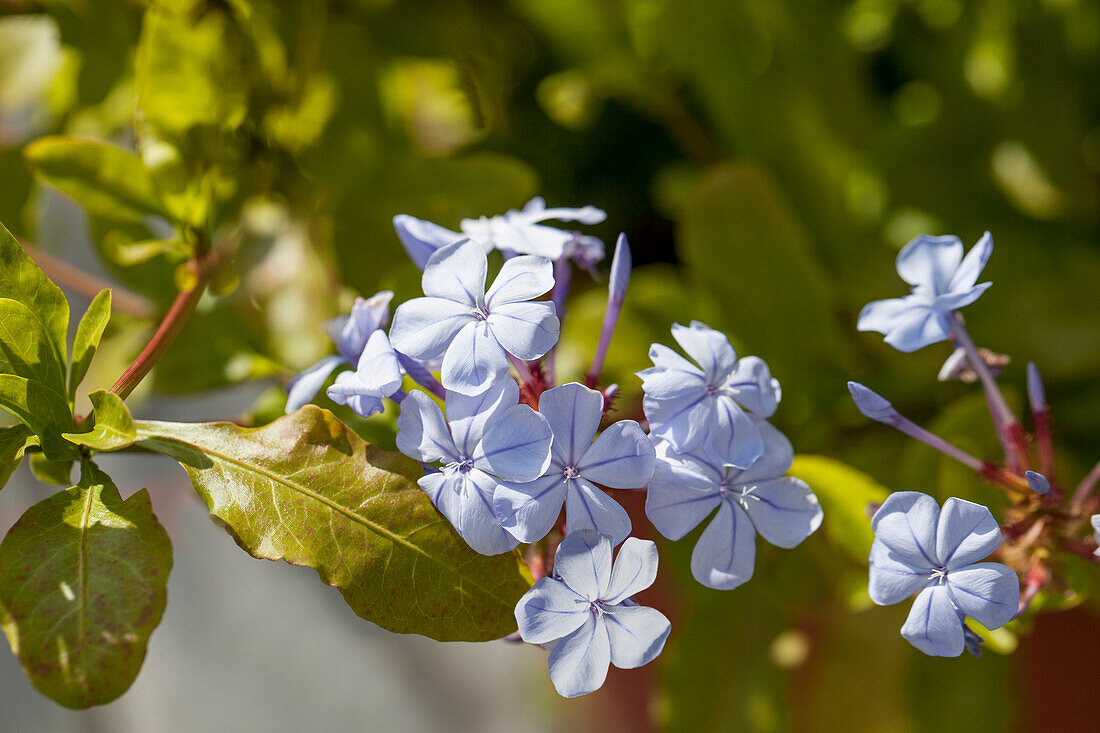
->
[515,530,671,698]
[389,240,560,396]
[858,233,993,353]
[869,491,1019,656]
[396,379,553,554]
[393,197,606,268]
[494,382,655,546]
[639,321,780,468]
[286,291,394,414]
[647,421,822,590]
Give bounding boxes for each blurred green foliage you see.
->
[1,0,1097,729]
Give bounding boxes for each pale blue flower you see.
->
[395,379,553,554]
[646,420,822,590]
[494,383,655,546]
[858,233,993,353]
[393,197,606,267]
[1092,515,1099,557]
[869,491,1019,657]
[1025,471,1050,495]
[638,321,780,467]
[286,291,394,413]
[389,240,559,396]
[514,530,670,698]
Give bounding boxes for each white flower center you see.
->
[563,465,580,480]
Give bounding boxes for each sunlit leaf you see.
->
[134,406,533,641]
[0,423,33,491]
[25,136,171,223]
[64,390,135,452]
[0,219,68,367]
[789,455,889,564]
[68,289,111,400]
[0,297,67,395]
[0,374,76,461]
[28,452,73,485]
[0,460,172,708]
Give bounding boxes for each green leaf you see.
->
[789,455,889,564]
[0,297,68,394]
[68,289,112,400]
[29,453,73,485]
[0,460,172,709]
[0,220,68,368]
[134,406,532,641]
[136,6,249,139]
[64,391,136,452]
[0,423,34,492]
[24,137,171,223]
[0,374,76,461]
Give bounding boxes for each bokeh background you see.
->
[1,0,1099,730]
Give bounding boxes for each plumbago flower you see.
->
[514,530,670,698]
[494,383,655,546]
[639,321,781,468]
[869,492,1019,656]
[647,421,822,590]
[393,197,606,267]
[286,291,394,413]
[1092,515,1100,556]
[389,240,559,396]
[858,232,993,353]
[395,379,553,554]
[325,330,403,418]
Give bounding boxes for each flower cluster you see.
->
[285,198,824,696]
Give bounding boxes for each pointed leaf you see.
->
[68,290,112,400]
[0,461,172,708]
[24,137,171,223]
[0,220,68,368]
[64,391,136,452]
[0,423,34,492]
[0,374,76,460]
[134,406,533,641]
[0,297,67,394]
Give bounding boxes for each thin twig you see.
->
[19,239,156,320]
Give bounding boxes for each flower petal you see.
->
[868,539,932,605]
[554,529,613,601]
[547,614,611,698]
[857,297,914,335]
[645,343,704,376]
[440,320,510,396]
[642,392,711,453]
[883,306,951,353]
[947,231,993,293]
[489,222,572,259]
[637,365,707,400]
[691,499,756,591]
[389,297,475,360]
[733,419,794,482]
[603,605,671,670]
[494,474,567,543]
[645,451,722,541]
[421,240,487,306]
[285,355,343,413]
[485,254,555,306]
[515,577,590,644]
[395,390,459,464]
[539,383,604,466]
[931,282,992,312]
[895,234,963,292]
[602,537,659,605]
[333,291,394,361]
[936,497,1002,569]
[946,563,1019,630]
[740,476,822,549]
[333,330,402,398]
[870,491,941,570]
[448,468,520,555]
[704,397,764,469]
[723,356,781,418]
[578,420,656,489]
[900,585,965,657]
[445,378,518,457]
[476,404,553,482]
[487,301,559,360]
[671,321,736,384]
[393,214,463,270]
[565,478,633,547]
